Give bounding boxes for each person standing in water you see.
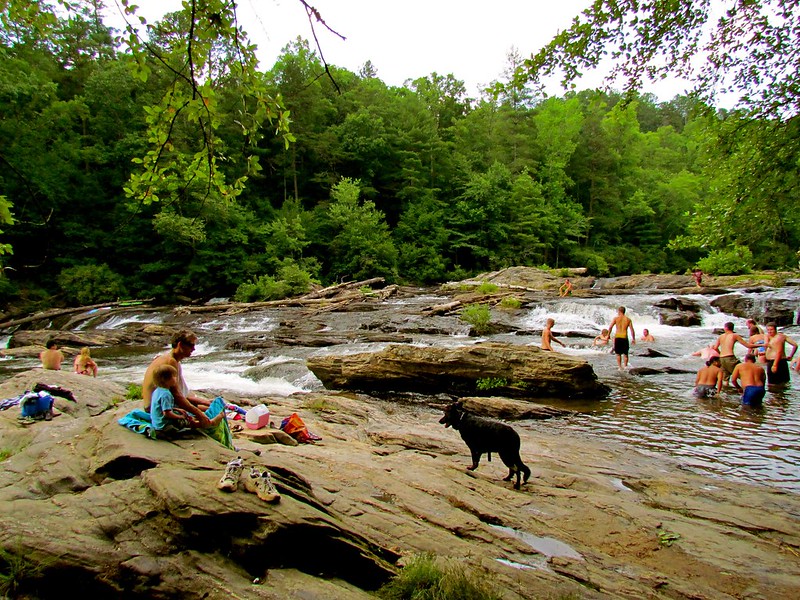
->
[608,306,635,369]
[693,356,723,397]
[712,322,754,385]
[730,354,767,406]
[541,318,566,351]
[763,323,798,385]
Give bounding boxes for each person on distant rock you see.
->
[39,339,64,370]
[763,323,797,385]
[608,306,635,368]
[730,354,767,406]
[558,278,573,297]
[142,329,211,427]
[593,329,610,347]
[693,356,723,398]
[640,328,655,342]
[541,318,566,351]
[73,347,98,377]
[692,268,703,287]
[149,364,223,434]
[712,322,755,385]
[748,326,767,363]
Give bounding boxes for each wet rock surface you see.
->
[306,342,611,400]
[1,372,798,599]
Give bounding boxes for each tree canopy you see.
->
[521,0,800,119]
[0,0,797,309]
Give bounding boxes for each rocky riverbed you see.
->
[1,369,799,599]
[1,268,799,598]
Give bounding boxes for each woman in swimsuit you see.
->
[74,347,98,377]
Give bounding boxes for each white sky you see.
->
[106,0,693,101]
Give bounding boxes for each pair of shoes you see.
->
[217,456,245,492]
[245,466,281,503]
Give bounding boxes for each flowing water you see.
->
[4,287,799,493]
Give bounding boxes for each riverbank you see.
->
[1,369,798,599]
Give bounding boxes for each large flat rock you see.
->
[306,342,610,399]
[1,375,799,599]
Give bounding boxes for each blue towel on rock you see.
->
[118,397,233,449]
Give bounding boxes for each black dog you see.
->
[439,401,531,489]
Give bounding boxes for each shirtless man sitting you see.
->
[142,330,211,427]
[730,354,767,406]
[711,322,754,385]
[763,323,798,385]
[39,340,65,370]
[541,318,566,351]
[693,356,723,398]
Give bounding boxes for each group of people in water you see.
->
[693,320,798,406]
[542,307,798,407]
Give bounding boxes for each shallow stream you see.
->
[4,287,799,493]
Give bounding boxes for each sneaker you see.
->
[246,466,281,503]
[217,457,244,492]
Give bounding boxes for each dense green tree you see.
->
[326,178,398,282]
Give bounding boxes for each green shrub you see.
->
[572,250,610,276]
[559,268,570,278]
[476,377,508,391]
[499,296,522,310]
[126,384,142,401]
[57,263,128,305]
[234,261,316,302]
[475,281,499,294]
[696,245,754,275]
[378,553,501,600]
[460,304,491,335]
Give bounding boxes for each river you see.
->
[3,286,799,493]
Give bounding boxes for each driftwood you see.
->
[0,299,154,331]
[174,277,388,316]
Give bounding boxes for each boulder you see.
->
[306,342,610,400]
[710,294,796,326]
[457,396,574,420]
[652,297,703,312]
[658,309,702,327]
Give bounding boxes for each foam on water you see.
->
[201,313,275,333]
[94,312,164,330]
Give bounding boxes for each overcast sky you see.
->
[107,0,693,101]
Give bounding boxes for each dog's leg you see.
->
[487,452,492,462]
[521,462,531,483]
[467,450,481,471]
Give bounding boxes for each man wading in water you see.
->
[712,322,754,386]
[608,306,635,369]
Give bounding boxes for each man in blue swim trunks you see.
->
[730,354,767,406]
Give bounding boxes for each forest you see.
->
[0,1,798,307]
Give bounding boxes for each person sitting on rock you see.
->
[39,339,64,370]
[150,364,223,435]
[558,278,573,297]
[693,356,723,398]
[142,329,211,427]
[73,347,98,377]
